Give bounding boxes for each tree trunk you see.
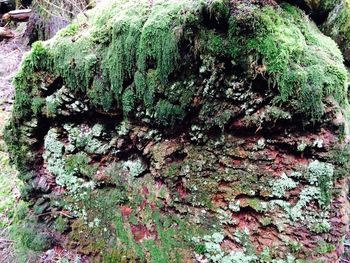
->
[2,8,31,22]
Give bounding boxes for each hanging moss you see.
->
[87,78,114,112]
[122,87,136,116]
[8,0,349,127]
[230,3,348,121]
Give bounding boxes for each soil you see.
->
[0,24,29,112]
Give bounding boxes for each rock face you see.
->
[5,0,350,262]
[322,0,350,64]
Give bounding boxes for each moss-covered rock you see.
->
[5,0,350,261]
[323,0,350,64]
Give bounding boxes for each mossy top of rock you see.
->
[232,2,349,120]
[10,0,349,125]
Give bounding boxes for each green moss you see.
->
[7,0,202,128]
[136,1,199,82]
[31,97,45,116]
[154,100,186,126]
[3,122,32,172]
[64,153,97,179]
[315,241,336,254]
[59,23,80,37]
[53,216,69,233]
[310,220,331,233]
[52,36,97,93]
[102,249,139,263]
[122,87,136,116]
[207,0,230,21]
[7,0,350,177]
[11,221,52,252]
[144,69,159,110]
[198,30,229,56]
[165,163,181,178]
[45,96,59,117]
[231,3,349,121]
[288,240,302,254]
[87,78,114,111]
[195,244,207,254]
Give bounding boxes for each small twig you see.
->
[3,50,18,58]
[59,210,74,218]
[38,210,73,218]
[0,238,14,243]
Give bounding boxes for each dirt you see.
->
[0,24,29,111]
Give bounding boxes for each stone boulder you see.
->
[5,0,350,261]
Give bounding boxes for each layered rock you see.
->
[5,0,350,262]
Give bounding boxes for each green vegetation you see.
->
[65,152,97,179]
[230,3,348,121]
[0,111,49,262]
[0,111,21,227]
[4,0,350,261]
[8,0,349,128]
[315,241,336,254]
[6,0,350,175]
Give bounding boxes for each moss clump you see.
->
[315,241,336,254]
[231,3,348,121]
[53,216,69,233]
[6,1,350,167]
[65,153,98,179]
[11,220,52,252]
[9,0,348,130]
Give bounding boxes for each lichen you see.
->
[271,173,298,198]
